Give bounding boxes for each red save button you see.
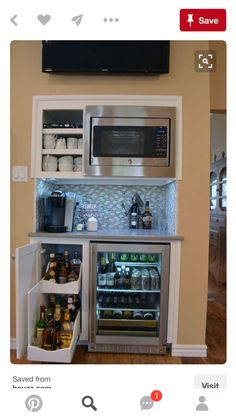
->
[180,9,226,31]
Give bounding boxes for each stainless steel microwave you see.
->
[84,105,176,177]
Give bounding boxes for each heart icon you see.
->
[37,14,51,25]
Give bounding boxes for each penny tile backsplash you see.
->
[36,180,176,233]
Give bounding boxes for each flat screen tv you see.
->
[42,41,170,74]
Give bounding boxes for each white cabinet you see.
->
[15,238,89,363]
[31,95,182,181]
[31,97,85,179]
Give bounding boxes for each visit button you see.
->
[180,9,226,31]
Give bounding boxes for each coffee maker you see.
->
[43,190,76,232]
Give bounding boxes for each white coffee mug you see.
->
[59,155,73,171]
[42,155,58,171]
[77,137,83,149]
[55,137,66,149]
[43,134,56,149]
[74,156,82,172]
[67,137,78,149]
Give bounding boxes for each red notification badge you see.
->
[151,389,162,402]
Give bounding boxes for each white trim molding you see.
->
[172,344,207,358]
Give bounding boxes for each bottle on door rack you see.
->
[57,250,71,284]
[142,201,153,229]
[44,253,57,282]
[71,251,81,276]
[35,305,48,347]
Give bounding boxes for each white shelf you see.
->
[41,265,82,294]
[97,288,160,293]
[43,128,83,135]
[42,149,83,155]
[115,261,159,267]
[97,307,159,312]
[41,171,84,178]
[27,312,81,363]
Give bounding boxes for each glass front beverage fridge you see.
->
[89,242,170,354]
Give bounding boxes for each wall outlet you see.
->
[12,166,28,182]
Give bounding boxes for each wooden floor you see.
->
[11,275,226,365]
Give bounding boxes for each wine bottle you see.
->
[142,201,153,229]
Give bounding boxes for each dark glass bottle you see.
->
[129,196,139,229]
[97,255,107,288]
[142,201,153,229]
[106,253,116,288]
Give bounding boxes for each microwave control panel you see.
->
[155,127,168,158]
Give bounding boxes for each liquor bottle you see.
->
[62,308,73,332]
[63,250,71,271]
[58,251,71,284]
[71,251,81,276]
[55,253,63,280]
[142,201,153,229]
[67,296,77,322]
[44,253,57,282]
[97,255,108,288]
[41,325,57,351]
[47,295,56,324]
[35,305,48,346]
[74,294,81,311]
[60,308,73,348]
[67,269,77,282]
[124,267,131,289]
[114,266,123,289]
[54,304,62,347]
[106,253,116,288]
[58,261,69,284]
[129,196,139,229]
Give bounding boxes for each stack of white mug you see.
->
[42,134,82,172]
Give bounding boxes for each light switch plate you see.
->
[12,166,28,182]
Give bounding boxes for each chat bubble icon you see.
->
[140,396,154,410]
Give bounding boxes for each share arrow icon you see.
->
[71,14,83,26]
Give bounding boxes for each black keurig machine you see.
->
[44,190,67,232]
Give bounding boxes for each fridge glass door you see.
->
[92,243,169,340]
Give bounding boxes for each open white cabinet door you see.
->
[15,242,41,359]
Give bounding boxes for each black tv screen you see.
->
[42,41,170,74]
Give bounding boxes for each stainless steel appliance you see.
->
[89,242,170,354]
[84,105,176,177]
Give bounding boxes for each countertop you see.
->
[29,228,184,242]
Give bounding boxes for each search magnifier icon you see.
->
[82,395,97,411]
[202,58,209,65]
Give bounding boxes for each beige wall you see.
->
[210,41,226,111]
[11,41,211,346]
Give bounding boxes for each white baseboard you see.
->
[172,344,207,357]
[10,338,16,350]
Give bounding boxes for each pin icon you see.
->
[37,14,51,25]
